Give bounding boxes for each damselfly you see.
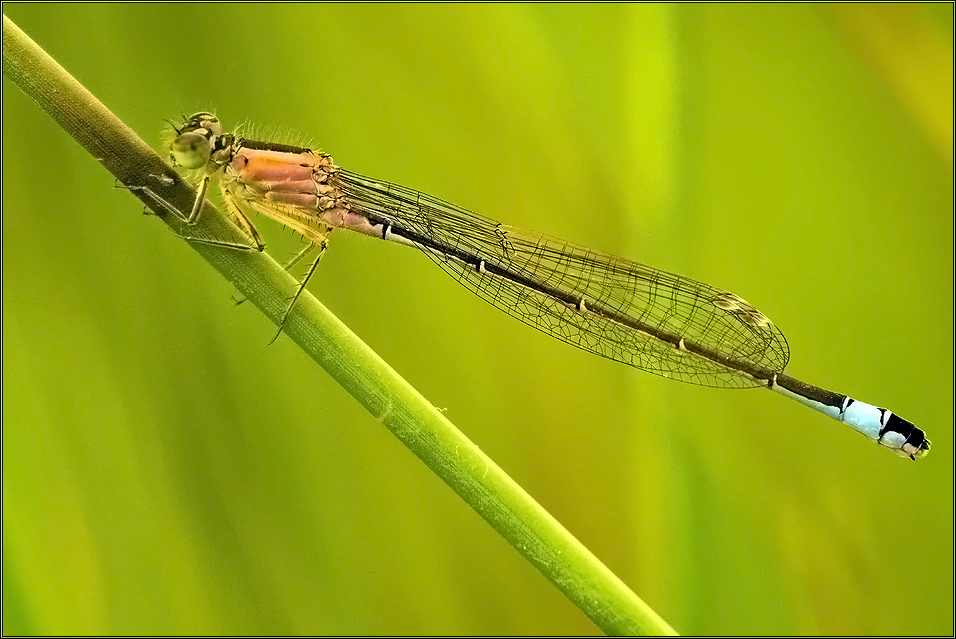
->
[151,112,930,460]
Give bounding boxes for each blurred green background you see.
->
[2,4,952,635]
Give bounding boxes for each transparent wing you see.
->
[335,170,790,388]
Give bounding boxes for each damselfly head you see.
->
[178,112,221,136]
[169,112,223,170]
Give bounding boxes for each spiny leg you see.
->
[123,178,201,222]
[126,178,259,251]
[233,242,318,307]
[184,175,207,223]
[222,185,266,251]
[268,239,329,344]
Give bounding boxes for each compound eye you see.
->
[170,131,211,169]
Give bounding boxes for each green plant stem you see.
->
[3,14,677,636]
